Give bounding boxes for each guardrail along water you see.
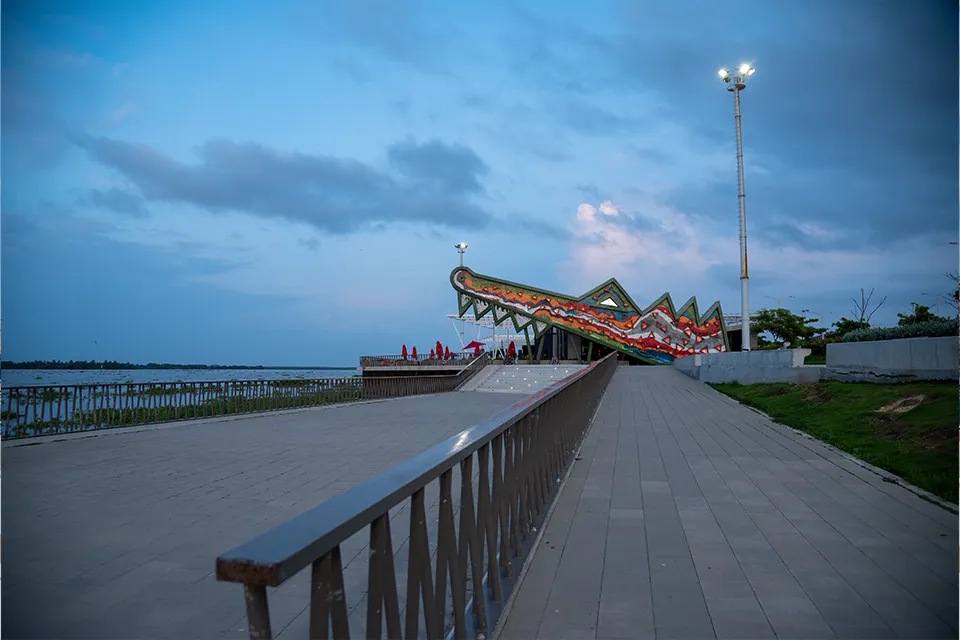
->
[2,355,490,439]
[216,352,616,640]
[360,354,476,367]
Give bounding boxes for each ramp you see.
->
[471,364,587,395]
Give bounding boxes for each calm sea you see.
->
[2,368,359,387]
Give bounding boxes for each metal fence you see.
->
[2,355,490,439]
[216,352,616,640]
[360,354,477,368]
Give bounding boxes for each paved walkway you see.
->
[3,392,520,640]
[499,367,958,640]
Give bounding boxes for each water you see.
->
[2,368,359,388]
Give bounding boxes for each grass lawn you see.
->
[710,380,958,504]
[803,353,826,365]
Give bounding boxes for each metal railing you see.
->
[360,354,478,368]
[215,352,616,639]
[362,353,490,399]
[2,361,488,439]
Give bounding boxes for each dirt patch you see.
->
[878,394,926,414]
[871,410,954,452]
[799,382,829,403]
[915,427,957,452]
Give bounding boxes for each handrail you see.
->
[2,368,484,438]
[216,352,617,639]
[360,354,477,368]
[453,351,490,390]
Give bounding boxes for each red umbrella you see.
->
[474,345,481,356]
[463,340,484,350]
[430,348,436,359]
[401,344,408,359]
[444,346,451,360]
[435,341,443,359]
[412,346,418,359]
[508,341,516,356]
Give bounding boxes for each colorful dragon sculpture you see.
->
[451,267,727,364]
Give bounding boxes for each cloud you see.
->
[86,188,147,216]
[108,102,137,123]
[291,0,462,76]
[386,138,488,195]
[577,184,601,200]
[568,199,720,289]
[501,3,956,249]
[77,136,494,234]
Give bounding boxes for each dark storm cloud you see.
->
[77,136,494,233]
[86,188,147,216]
[504,1,958,247]
[386,138,488,195]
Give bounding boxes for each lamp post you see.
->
[801,308,829,328]
[921,292,944,316]
[455,242,468,267]
[719,63,756,351]
[764,294,794,309]
[455,242,468,346]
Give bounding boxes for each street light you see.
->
[719,63,756,350]
[764,295,794,308]
[921,292,944,316]
[454,243,469,347]
[801,308,829,326]
[454,242,468,267]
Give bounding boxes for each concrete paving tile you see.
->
[3,391,520,639]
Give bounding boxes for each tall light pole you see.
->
[719,63,756,351]
[455,243,468,347]
[921,293,944,316]
[764,294,794,309]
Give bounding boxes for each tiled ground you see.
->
[498,367,958,640]
[3,392,520,639]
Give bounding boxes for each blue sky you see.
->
[3,0,957,367]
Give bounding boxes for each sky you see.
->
[3,0,957,367]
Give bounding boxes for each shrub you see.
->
[841,317,958,343]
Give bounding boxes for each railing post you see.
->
[243,585,272,640]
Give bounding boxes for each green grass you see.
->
[710,380,958,504]
[803,353,826,365]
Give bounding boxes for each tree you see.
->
[832,317,868,337]
[851,288,886,326]
[897,303,938,326]
[752,308,823,347]
[401,344,408,359]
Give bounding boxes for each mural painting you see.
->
[451,267,727,364]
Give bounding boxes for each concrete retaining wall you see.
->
[675,349,822,384]
[824,336,958,383]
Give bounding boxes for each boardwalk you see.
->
[499,367,958,640]
[3,392,520,640]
